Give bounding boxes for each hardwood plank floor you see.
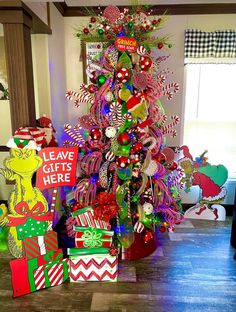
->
[0,218,235,312]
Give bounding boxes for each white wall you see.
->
[47,3,68,144]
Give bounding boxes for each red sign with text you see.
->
[115,37,137,53]
[36,147,78,190]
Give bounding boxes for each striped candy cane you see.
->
[162,83,179,100]
[47,188,58,230]
[161,115,180,133]
[110,102,124,128]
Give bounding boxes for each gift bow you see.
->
[81,229,103,248]
[7,201,53,226]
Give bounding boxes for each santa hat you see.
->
[37,115,56,133]
[6,127,45,151]
[126,95,143,112]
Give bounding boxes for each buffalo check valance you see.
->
[185,30,236,58]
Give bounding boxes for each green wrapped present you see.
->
[74,226,113,249]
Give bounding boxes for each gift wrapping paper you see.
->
[72,207,111,230]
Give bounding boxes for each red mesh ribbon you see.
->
[92,192,119,222]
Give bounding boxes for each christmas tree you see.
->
[63,5,183,259]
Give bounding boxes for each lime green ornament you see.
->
[128,21,134,29]
[132,195,139,203]
[98,29,104,35]
[97,75,106,86]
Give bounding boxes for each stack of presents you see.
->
[68,206,118,283]
[9,205,118,297]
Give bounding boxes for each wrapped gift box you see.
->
[72,207,111,230]
[10,249,68,297]
[74,226,113,249]
[69,253,118,282]
[22,230,58,259]
[66,216,77,238]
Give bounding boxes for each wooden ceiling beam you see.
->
[54,2,236,16]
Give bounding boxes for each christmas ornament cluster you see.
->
[64,5,184,252]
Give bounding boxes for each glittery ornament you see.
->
[144,230,153,243]
[105,126,116,138]
[116,68,131,83]
[140,56,153,71]
[117,132,131,146]
[116,156,130,168]
[103,5,121,23]
[132,142,143,153]
[119,88,131,102]
[90,71,97,84]
[154,152,166,164]
[128,21,134,28]
[83,28,89,34]
[133,72,148,90]
[87,84,98,93]
[90,128,102,140]
[90,17,96,23]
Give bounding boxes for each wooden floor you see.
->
[0,218,235,312]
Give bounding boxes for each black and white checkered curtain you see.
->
[185,30,236,58]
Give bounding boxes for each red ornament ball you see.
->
[90,71,97,84]
[116,156,130,168]
[83,28,89,34]
[89,128,102,141]
[139,56,153,71]
[154,152,166,164]
[117,132,131,146]
[90,17,96,23]
[167,161,178,171]
[132,142,143,153]
[87,84,98,93]
[158,42,164,49]
[116,68,131,83]
[159,226,166,233]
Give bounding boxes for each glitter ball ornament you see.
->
[98,28,104,35]
[117,132,131,146]
[90,17,96,23]
[132,142,143,153]
[90,128,102,140]
[103,5,120,23]
[116,156,130,168]
[144,230,153,243]
[154,152,166,164]
[133,72,148,90]
[87,84,98,93]
[105,126,116,138]
[116,68,131,83]
[139,55,153,71]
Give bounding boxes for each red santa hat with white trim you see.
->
[6,127,45,151]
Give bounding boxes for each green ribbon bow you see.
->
[82,229,103,248]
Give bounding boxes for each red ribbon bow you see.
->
[7,201,53,226]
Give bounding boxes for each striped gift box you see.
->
[22,231,58,259]
[74,226,113,249]
[66,217,77,238]
[72,207,111,230]
[69,254,118,282]
[33,258,69,290]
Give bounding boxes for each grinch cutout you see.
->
[178,146,228,221]
[0,137,50,258]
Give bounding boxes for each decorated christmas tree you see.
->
[63,5,184,260]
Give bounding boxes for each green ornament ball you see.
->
[128,21,134,29]
[97,74,106,86]
[168,44,173,48]
[98,29,104,35]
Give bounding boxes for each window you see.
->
[183,63,236,179]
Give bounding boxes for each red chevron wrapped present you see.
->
[22,231,58,259]
[69,253,118,282]
[74,226,113,249]
[72,206,111,230]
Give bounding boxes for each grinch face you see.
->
[4,148,43,177]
